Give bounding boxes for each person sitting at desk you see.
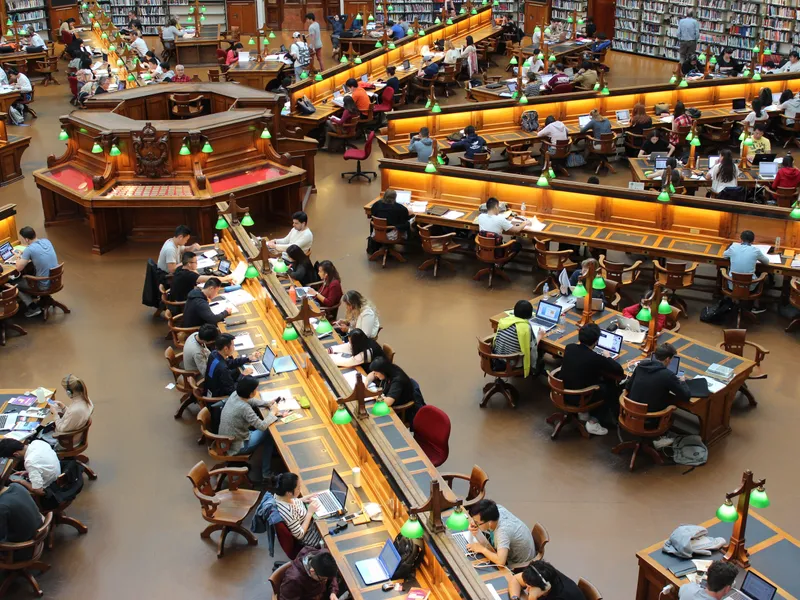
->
[418,56,440,80]
[268,211,314,258]
[227,42,244,66]
[741,123,770,157]
[542,63,569,92]
[326,13,345,49]
[714,47,742,75]
[409,127,434,163]
[723,229,769,298]
[124,10,143,34]
[774,50,800,74]
[508,560,584,600]
[0,439,60,492]
[129,30,149,58]
[629,103,652,133]
[329,328,384,369]
[285,245,316,286]
[204,334,259,397]
[524,71,543,97]
[334,290,380,337]
[494,299,543,377]
[93,75,111,95]
[580,109,611,148]
[477,197,528,258]
[348,12,363,32]
[569,258,605,299]
[572,61,598,91]
[646,156,678,181]
[705,149,740,196]
[320,95,358,151]
[219,376,278,483]
[371,188,411,239]
[366,357,420,417]
[382,65,400,93]
[773,154,800,189]
[461,36,479,80]
[158,225,201,274]
[681,53,704,76]
[313,260,342,308]
[170,251,231,302]
[444,39,460,65]
[145,56,162,79]
[8,68,32,109]
[183,278,230,328]
[23,27,45,51]
[561,323,624,435]
[75,57,94,85]
[160,62,175,82]
[183,324,218,376]
[538,116,569,151]
[591,33,611,53]
[0,483,44,559]
[388,19,405,40]
[169,63,190,83]
[626,343,690,415]
[622,292,667,332]
[678,560,738,600]
[10,227,55,318]
[47,374,94,443]
[466,499,537,570]
[345,77,370,117]
[743,98,769,129]
[279,547,340,600]
[668,101,693,156]
[450,125,488,160]
[162,17,184,45]
[270,472,323,547]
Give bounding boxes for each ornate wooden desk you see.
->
[224,59,288,90]
[0,113,29,186]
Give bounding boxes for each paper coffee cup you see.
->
[352,467,361,488]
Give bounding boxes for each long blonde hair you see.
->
[590,108,607,122]
[61,374,93,408]
[445,39,455,51]
[343,290,377,324]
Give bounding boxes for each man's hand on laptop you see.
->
[249,350,262,362]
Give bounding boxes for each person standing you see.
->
[677,10,699,64]
[305,13,324,72]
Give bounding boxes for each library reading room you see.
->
[0,0,799,598]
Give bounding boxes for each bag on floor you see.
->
[700,297,733,323]
[8,105,23,125]
[665,435,707,467]
[520,110,539,132]
[566,152,586,167]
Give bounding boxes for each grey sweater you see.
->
[218,392,277,454]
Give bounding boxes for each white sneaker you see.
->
[584,420,608,436]
[654,436,673,449]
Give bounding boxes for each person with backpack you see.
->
[449,125,487,161]
[290,32,311,80]
[625,343,690,420]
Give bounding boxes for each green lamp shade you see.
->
[536,175,549,187]
[282,325,299,341]
[418,29,425,35]
[375,40,382,48]
[548,54,556,62]
[658,297,672,315]
[214,216,228,230]
[377,3,382,10]
[354,56,362,64]
[742,69,751,78]
[435,16,441,24]
[132,57,139,65]
[5,29,12,37]
[657,190,670,202]
[244,264,259,279]
[425,98,431,109]
[109,144,121,157]
[189,6,195,12]
[669,75,677,84]
[509,56,518,65]
[58,129,69,141]
[340,55,348,63]
[493,0,499,5]
[571,282,588,298]
[710,56,717,65]
[738,131,746,141]
[93,21,100,27]
[88,11,94,18]
[678,80,688,88]
[186,16,193,22]
[400,515,425,539]
[471,7,477,14]
[201,141,213,153]
[248,37,255,45]
[273,259,289,273]
[445,507,470,532]
[300,70,309,79]
[743,137,754,147]
[369,13,375,21]
[686,132,694,141]
[331,407,352,425]
[752,72,762,81]
[388,42,396,49]
[763,47,772,56]
[690,137,701,147]
[260,127,272,139]
[669,183,675,194]
[200,15,206,21]
[81,2,88,8]
[108,44,116,52]
[446,18,453,24]
[791,203,800,219]
[635,306,651,321]
[431,103,442,113]
[315,318,334,334]
[459,6,466,13]
[91,142,103,154]
[523,58,532,67]
[387,3,393,10]
[241,213,255,227]
[127,73,135,81]
[534,26,541,33]
[751,44,760,53]
[578,17,584,24]
[179,143,191,156]
[437,154,445,164]
[142,73,152,81]
[371,399,391,416]
[536,52,544,60]
[592,275,606,290]
[750,487,770,508]
[101,32,108,39]
[201,5,207,12]
[544,27,551,34]
[716,500,739,523]
[269,30,276,38]
[548,167,555,178]
[519,94,528,104]
[567,16,573,22]
[424,162,437,173]
[600,86,609,95]
[593,82,600,91]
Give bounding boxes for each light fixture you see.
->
[509,56,518,65]
[690,137,701,147]
[752,72,762,81]
[593,82,600,91]
[434,16,441,24]
[418,28,425,35]
[751,43,760,53]
[388,42,396,49]
[186,15,192,22]
[600,86,609,95]
[142,73,151,81]
[536,174,549,187]
[200,15,205,21]
[523,58,531,68]
[519,94,528,104]
[567,16,573,22]
[331,406,352,425]
[470,7,477,13]
[578,17,584,24]
[300,70,309,79]
[374,40,382,48]
[108,44,116,52]
[354,55,362,64]
[459,6,466,13]
[544,26,551,35]
[749,485,770,508]
[658,297,672,315]
[248,36,255,45]
[534,26,541,33]
[445,505,470,531]
[101,32,108,39]
[214,216,228,229]
[548,167,555,178]
[241,213,254,227]
[742,69,751,78]
[698,52,706,62]
[340,55,348,63]
[109,144,121,156]
[400,514,425,539]
[315,318,334,334]
[387,3,393,10]
[273,259,289,273]
[446,18,453,24]
[669,183,675,194]
[282,325,299,341]
[424,162,437,173]
[678,79,688,88]
[201,141,213,153]
[635,306,651,321]
[743,137,754,147]
[431,103,441,113]
[685,131,694,141]
[763,47,772,56]
[372,399,391,416]
[269,30,275,38]
[536,51,544,60]
[425,98,431,109]
[91,142,103,154]
[58,128,69,141]
[791,202,800,219]
[657,190,670,202]
[127,73,135,81]
[81,2,88,8]
[571,282,588,297]
[368,13,375,21]
[709,56,717,65]
[716,499,739,523]
[436,154,445,164]
[313,71,323,81]
[201,5,206,12]
[88,11,94,18]
[592,275,606,290]
[243,264,259,279]
[189,5,194,12]
[548,53,556,62]
[738,131,746,141]
[260,127,271,139]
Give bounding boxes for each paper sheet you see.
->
[442,210,465,220]
[618,329,646,344]
[203,249,218,258]
[410,201,428,213]
[196,257,215,269]
[754,244,771,255]
[223,288,255,306]
[233,333,255,351]
[525,216,546,232]
[260,388,301,411]
[766,254,782,264]
[209,299,238,315]
[230,261,248,285]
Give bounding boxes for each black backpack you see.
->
[700,297,733,324]
[392,533,424,579]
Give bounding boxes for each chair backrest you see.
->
[275,521,303,559]
[790,277,800,310]
[550,82,574,94]
[54,418,91,454]
[0,512,52,567]
[382,343,395,364]
[532,522,550,559]
[591,132,617,153]
[720,328,747,356]
[547,367,599,412]
[658,261,690,288]
[0,284,19,319]
[624,127,654,149]
[477,334,521,377]
[371,217,396,245]
[465,465,489,502]
[269,561,293,595]
[160,282,185,311]
[362,130,376,157]
[208,69,221,82]
[618,391,674,437]
[413,406,451,467]
[599,256,626,282]
[197,406,235,457]
[28,263,65,294]
[578,577,603,600]
[535,241,571,271]
[379,85,394,106]
[475,234,506,264]
[543,138,573,158]
[462,152,490,169]
[723,270,764,300]
[703,120,733,140]
[187,461,219,519]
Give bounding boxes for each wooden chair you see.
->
[197,407,253,490]
[0,284,26,346]
[473,234,517,288]
[440,465,489,508]
[539,138,573,176]
[170,93,206,118]
[269,561,292,595]
[505,142,539,172]
[160,29,177,63]
[699,121,733,152]
[9,59,27,74]
[778,114,800,149]
[409,78,433,104]
[533,239,576,294]
[188,377,227,444]
[0,512,52,598]
[21,263,69,321]
[546,367,602,440]
[763,185,799,208]
[612,391,675,471]
[477,334,524,408]
[381,343,395,364]
[599,255,643,304]
[460,152,490,170]
[671,122,692,154]
[308,282,341,320]
[40,470,89,548]
[546,82,575,95]
[164,309,199,348]
[35,56,59,86]
[601,279,622,310]
[653,261,697,314]
[720,269,767,327]
[532,522,550,561]
[165,346,200,419]
[578,577,603,600]
[624,127,653,156]
[663,305,684,333]
[418,224,461,277]
[19,84,37,119]
[786,278,800,332]
[328,115,361,151]
[159,282,185,316]
[186,461,260,558]
[717,329,768,407]
[586,132,618,174]
[207,69,224,82]
[54,419,98,480]
[368,217,407,267]
[434,64,459,97]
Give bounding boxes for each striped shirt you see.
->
[493,325,522,356]
[276,498,323,548]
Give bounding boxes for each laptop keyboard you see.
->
[250,362,268,376]
[532,318,555,328]
[0,414,17,430]
[726,590,749,600]
[451,532,476,556]
[317,491,340,514]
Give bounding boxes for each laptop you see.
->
[595,329,623,358]
[0,412,18,431]
[450,530,486,557]
[249,345,297,377]
[309,469,348,517]
[655,157,668,170]
[758,161,778,179]
[360,73,369,83]
[724,570,777,600]
[529,300,562,332]
[708,155,720,170]
[649,152,668,165]
[578,114,592,128]
[615,109,630,123]
[500,81,518,97]
[0,241,15,263]
[395,189,412,204]
[212,259,231,278]
[401,59,411,70]
[667,355,681,374]
[332,90,344,107]
[355,538,402,585]
[619,316,641,332]
[751,153,776,165]
[731,98,749,113]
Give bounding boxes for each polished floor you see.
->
[0,44,796,599]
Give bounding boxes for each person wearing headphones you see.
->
[49,375,94,440]
[509,560,583,599]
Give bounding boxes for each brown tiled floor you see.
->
[0,42,796,599]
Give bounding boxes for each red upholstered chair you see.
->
[68,75,79,106]
[275,521,302,560]
[342,130,378,183]
[373,86,395,116]
[413,406,451,467]
[547,82,574,95]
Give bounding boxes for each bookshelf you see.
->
[108,0,166,35]
[612,0,640,55]
[6,0,50,40]
[167,0,225,32]
[551,0,586,27]
[372,1,512,28]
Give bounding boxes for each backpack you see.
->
[294,42,310,67]
[666,435,707,467]
[392,533,424,580]
[295,96,316,115]
[8,104,24,125]
[654,102,671,115]
[520,110,539,132]
[686,107,702,119]
[700,297,733,323]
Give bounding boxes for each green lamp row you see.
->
[399,505,470,540]
[571,276,606,298]
[716,486,770,522]
[634,297,672,321]
[214,211,254,229]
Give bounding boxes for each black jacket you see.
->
[288,261,316,286]
[204,350,250,397]
[625,358,691,413]
[142,259,164,308]
[170,267,200,302]
[561,343,624,403]
[451,133,488,159]
[183,288,225,328]
[371,200,410,232]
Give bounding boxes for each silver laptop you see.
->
[649,151,668,165]
[708,155,720,170]
[360,73,369,83]
[758,161,778,179]
[618,315,641,332]
[578,114,591,128]
[310,469,348,518]
[355,538,402,585]
[332,90,344,107]
[0,413,18,431]
[655,157,668,170]
[0,242,14,264]
[724,571,777,600]
[615,109,630,123]
[772,92,782,105]
[248,345,297,377]
[595,329,623,358]
[529,300,562,332]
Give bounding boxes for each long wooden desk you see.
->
[212,217,517,599]
[0,203,19,286]
[0,113,29,187]
[629,157,764,195]
[175,27,225,67]
[225,59,288,90]
[377,73,800,159]
[636,511,799,600]
[0,388,56,483]
[486,293,754,445]
[0,49,48,76]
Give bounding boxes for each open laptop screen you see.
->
[597,330,623,354]
[0,242,13,262]
[261,346,276,372]
[378,539,402,578]
[330,469,348,505]
[732,98,746,110]
[667,356,681,374]
[740,571,777,600]
[616,109,630,121]
[759,161,778,177]
[708,155,720,169]
[536,300,562,322]
[578,114,591,128]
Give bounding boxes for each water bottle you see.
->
[213,233,219,251]
[520,201,526,217]
[543,283,549,297]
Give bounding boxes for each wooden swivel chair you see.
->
[207,68,224,82]
[460,152,491,170]
[546,367,602,440]
[441,465,489,508]
[505,142,539,172]
[54,419,98,480]
[418,224,461,277]
[477,334,524,408]
[170,93,206,118]
[599,255,643,305]
[624,127,653,156]
[0,284,27,346]
[164,309,199,348]
[409,78,433,104]
[19,84,37,119]
[653,261,697,314]
[532,522,550,561]
[413,406,451,467]
[578,578,604,600]
[601,279,622,310]
[159,282,185,317]
[187,461,260,558]
[786,278,800,332]
[21,263,69,321]
[699,121,733,152]
[269,561,292,595]
[586,132,618,174]
[717,329,768,407]
[763,185,799,208]
[778,114,800,149]
[165,346,200,419]
[35,56,59,86]
[328,114,361,153]
[539,138,573,176]
[671,122,692,155]
[381,343,395,364]
[662,305,685,333]
[473,234,517,288]
[534,240,576,294]
[720,269,767,327]
[197,407,253,489]
[0,512,52,598]
[434,64,459,97]
[612,392,675,471]
[368,216,407,267]
[160,29,177,63]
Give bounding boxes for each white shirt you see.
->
[477,212,513,235]
[707,162,740,193]
[354,305,380,338]
[775,60,800,74]
[743,110,768,127]
[24,440,61,490]
[538,120,569,142]
[27,33,45,48]
[16,73,32,93]
[0,67,7,86]
[526,58,544,74]
[780,97,800,124]
[130,36,149,57]
[273,227,313,253]
[444,49,460,64]
[290,41,309,68]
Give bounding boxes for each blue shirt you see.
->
[422,62,440,79]
[723,242,768,278]
[390,24,405,40]
[21,239,58,290]
[677,17,699,41]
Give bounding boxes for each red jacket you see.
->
[622,303,666,332]
[772,166,800,190]
[279,547,339,600]
[318,278,342,307]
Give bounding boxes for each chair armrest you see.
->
[685,263,699,274]
[609,292,621,309]
[171,367,200,377]
[625,260,644,273]
[439,472,469,488]
[568,384,601,395]
[497,239,518,250]
[21,274,52,283]
[193,487,221,506]
[585,135,600,143]
[720,268,733,283]
[430,231,458,242]
[483,350,524,361]
[308,280,324,290]
[649,404,677,418]
[743,340,769,356]
[752,272,768,283]
[209,466,249,490]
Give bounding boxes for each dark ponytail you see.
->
[271,472,299,496]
